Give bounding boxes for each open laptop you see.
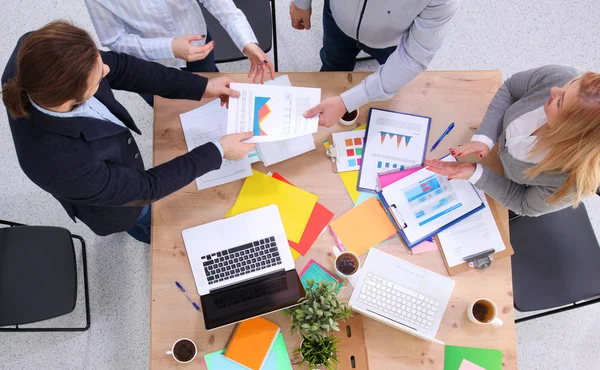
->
[349,248,455,344]
[182,205,305,330]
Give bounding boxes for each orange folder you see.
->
[224,317,280,370]
[329,197,397,256]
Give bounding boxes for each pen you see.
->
[175,281,201,311]
[429,122,455,152]
[426,237,434,242]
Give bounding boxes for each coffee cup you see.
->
[332,247,361,278]
[338,109,359,126]
[166,338,197,364]
[467,298,503,326]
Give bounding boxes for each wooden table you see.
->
[151,71,517,369]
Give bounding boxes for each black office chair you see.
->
[0,220,90,331]
[509,204,600,323]
[197,0,279,72]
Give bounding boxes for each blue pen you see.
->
[175,281,201,311]
[426,237,434,242]
[430,122,455,152]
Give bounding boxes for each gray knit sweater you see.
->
[474,65,579,216]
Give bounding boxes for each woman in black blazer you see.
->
[1,21,255,243]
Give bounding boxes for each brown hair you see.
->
[526,72,600,205]
[1,21,98,119]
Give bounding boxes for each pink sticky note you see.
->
[459,359,486,370]
[410,238,439,255]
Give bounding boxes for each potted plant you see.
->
[283,280,352,369]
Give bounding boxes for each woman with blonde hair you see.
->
[425,65,600,216]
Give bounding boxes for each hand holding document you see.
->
[227,83,321,143]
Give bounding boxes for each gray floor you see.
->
[0,0,599,369]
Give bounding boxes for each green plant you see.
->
[283,280,352,341]
[296,335,339,370]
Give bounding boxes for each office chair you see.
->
[0,220,90,331]
[509,204,600,323]
[197,0,279,72]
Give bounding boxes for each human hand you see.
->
[218,132,257,160]
[204,77,240,108]
[290,2,312,30]
[450,141,490,159]
[424,159,476,180]
[242,43,275,84]
[303,96,347,127]
[172,35,214,62]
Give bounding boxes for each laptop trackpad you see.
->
[395,263,425,289]
[218,218,250,246]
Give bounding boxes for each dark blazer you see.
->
[1,34,222,236]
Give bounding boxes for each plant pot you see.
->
[299,339,334,369]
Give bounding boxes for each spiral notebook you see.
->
[223,317,280,370]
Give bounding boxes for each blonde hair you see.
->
[526,72,600,205]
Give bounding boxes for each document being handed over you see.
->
[227,83,321,143]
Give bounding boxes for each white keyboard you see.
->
[357,272,440,331]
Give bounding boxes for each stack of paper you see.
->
[444,345,502,370]
[180,99,252,190]
[299,259,342,293]
[204,333,292,370]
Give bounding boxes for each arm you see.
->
[84,0,175,61]
[49,143,222,207]
[340,0,461,112]
[200,0,258,52]
[100,51,207,99]
[474,166,571,216]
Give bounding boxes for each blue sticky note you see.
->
[300,259,342,293]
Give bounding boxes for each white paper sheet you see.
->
[358,109,430,192]
[227,82,321,143]
[180,99,252,190]
[437,188,506,267]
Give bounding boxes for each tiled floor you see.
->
[0,0,599,369]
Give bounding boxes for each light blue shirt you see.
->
[85,0,258,68]
[28,96,224,157]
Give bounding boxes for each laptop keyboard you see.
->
[357,272,440,331]
[213,275,289,309]
[201,236,282,285]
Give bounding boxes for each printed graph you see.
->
[380,131,412,148]
[377,161,408,170]
[343,137,363,169]
[253,97,272,136]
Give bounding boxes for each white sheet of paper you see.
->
[437,188,506,267]
[180,99,252,190]
[254,75,316,166]
[359,109,430,192]
[227,82,321,143]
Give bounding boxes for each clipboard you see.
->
[325,129,367,173]
[438,194,514,275]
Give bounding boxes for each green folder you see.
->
[444,345,502,370]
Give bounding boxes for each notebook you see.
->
[299,259,343,293]
[377,165,425,190]
[379,155,485,248]
[443,345,503,370]
[329,197,397,256]
[223,317,281,370]
[357,108,431,193]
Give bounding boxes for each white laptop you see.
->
[182,205,305,330]
[349,248,455,344]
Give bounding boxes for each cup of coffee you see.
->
[467,298,503,326]
[166,338,197,364]
[338,108,359,126]
[333,248,361,277]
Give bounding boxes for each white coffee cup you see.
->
[467,298,503,326]
[166,338,197,364]
[338,108,360,126]
[332,247,361,278]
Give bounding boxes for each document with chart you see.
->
[227,83,321,143]
[379,156,485,247]
[358,108,431,192]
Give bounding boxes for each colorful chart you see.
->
[380,131,412,148]
[253,97,271,136]
[343,137,363,169]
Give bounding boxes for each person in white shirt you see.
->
[290,0,461,127]
[85,0,275,105]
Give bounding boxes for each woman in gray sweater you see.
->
[425,65,600,216]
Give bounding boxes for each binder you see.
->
[378,155,485,248]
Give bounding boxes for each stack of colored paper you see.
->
[444,345,502,370]
[204,333,292,370]
[299,259,342,293]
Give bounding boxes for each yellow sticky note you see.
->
[330,197,397,256]
[291,247,300,261]
[226,170,318,243]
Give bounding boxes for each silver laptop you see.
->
[182,205,305,330]
[349,248,455,344]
